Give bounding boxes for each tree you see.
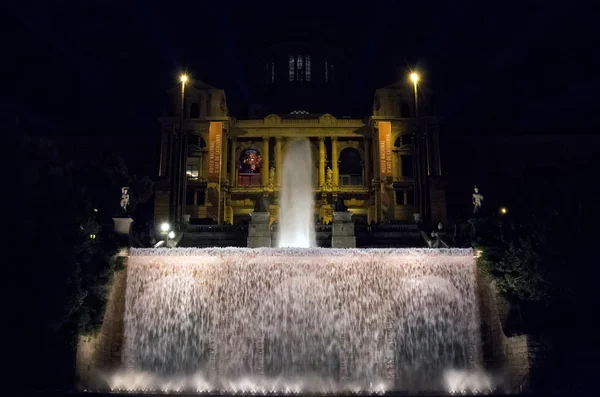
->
[19,138,120,388]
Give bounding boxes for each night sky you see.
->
[7,0,598,137]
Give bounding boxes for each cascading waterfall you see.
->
[109,247,492,394]
[277,138,315,248]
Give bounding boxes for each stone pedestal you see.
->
[247,212,272,248]
[112,217,133,235]
[331,211,356,248]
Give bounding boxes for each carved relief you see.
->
[319,114,336,124]
[264,114,281,125]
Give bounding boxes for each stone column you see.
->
[221,133,228,182]
[262,136,270,187]
[365,137,371,185]
[331,137,339,187]
[319,137,325,187]
[229,137,236,186]
[275,137,282,187]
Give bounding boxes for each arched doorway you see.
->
[339,148,363,185]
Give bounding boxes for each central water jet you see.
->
[278,138,315,248]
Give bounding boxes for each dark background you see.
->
[6,0,599,205]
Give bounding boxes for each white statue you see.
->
[120,187,130,212]
[325,167,333,189]
[472,186,484,214]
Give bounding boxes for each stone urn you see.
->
[183,214,191,224]
[413,213,422,223]
[112,217,133,236]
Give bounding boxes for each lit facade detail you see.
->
[155,78,445,227]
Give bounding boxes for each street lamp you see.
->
[180,74,188,83]
[410,71,424,219]
[160,222,170,233]
[410,72,419,117]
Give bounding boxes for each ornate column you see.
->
[331,137,339,187]
[364,137,371,186]
[275,137,282,187]
[319,137,325,187]
[262,137,270,187]
[229,137,236,186]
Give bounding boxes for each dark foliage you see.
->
[19,138,145,389]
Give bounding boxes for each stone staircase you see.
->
[178,223,424,248]
[356,223,424,248]
[178,225,248,248]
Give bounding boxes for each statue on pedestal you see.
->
[120,187,130,212]
[254,196,270,213]
[333,197,348,212]
[325,167,333,190]
[472,186,484,214]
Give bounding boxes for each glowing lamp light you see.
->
[89,234,96,239]
[500,207,508,215]
[168,231,175,239]
[160,222,170,232]
[181,74,188,83]
[93,208,98,212]
[410,72,420,83]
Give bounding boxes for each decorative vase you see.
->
[112,217,133,235]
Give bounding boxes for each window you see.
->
[395,190,405,205]
[190,103,200,118]
[289,56,295,81]
[271,62,275,82]
[306,55,311,81]
[186,190,196,206]
[401,134,413,146]
[400,102,410,118]
[339,148,363,185]
[401,155,414,177]
[265,61,269,82]
[406,190,415,205]
[325,61,328,82]
[297,54,303,81]
[395,189,415,205]
[186,157,200,179]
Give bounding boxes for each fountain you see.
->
[278,139,315,248]
[95,138,493,395]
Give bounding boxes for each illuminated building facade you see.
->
[155,45,446,227]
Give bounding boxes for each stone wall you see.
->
[76,265,128,390]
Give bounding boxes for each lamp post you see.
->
[178,75,187,224]
[171,74,187,227]
[410,72,423,219]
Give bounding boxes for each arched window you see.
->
[190,103,200,118]
[188,135,207,148]
[400,102,411,118]
[238,149,263,186]
[395,134,414,147]
[339,148,363,185]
